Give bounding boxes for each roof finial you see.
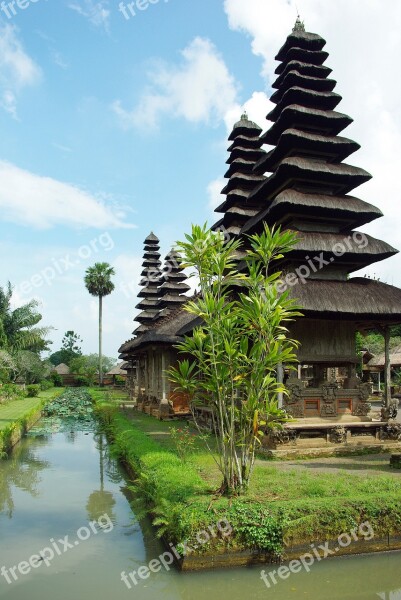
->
[293,8,305,32]
[241,110,248,121]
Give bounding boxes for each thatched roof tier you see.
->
[250,157,371,202]
[144,232,159,244]
[159,281,191,295]
[221,172,266,195]
[228,134,264,151]
[273,61,332,88]
[275,48,329,73]
[367,346,401,368]
[135,297,160,309]
[134,310,160,324]
[275,31,326,62]
[54,363,70,375]
[227,146,266,163]
[107,362,127,376]
[290,231,397,265]
[241,190,383,234]
[271,71,336,104]
[137,286,160,297]
[267,88,342,122]
[261,105,353,146]
[225,158,259,178]
[287,278,401,323]
[256,129,360,173]
[228,114,262,140]
[120,306,197,354]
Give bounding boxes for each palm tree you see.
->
[84,263,115,386]
[0,283,52,353]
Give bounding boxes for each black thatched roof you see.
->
[273,62,333,89]
[271,71,336,104]
[287,278,401,322]
[250,157,371,202]
[256,129,360,173]
[228,115,262,140]
[275,48,329,73]
[261,105,353,146]
[268,88,342,122]
[241,190,383,234]
[276,31,326,62]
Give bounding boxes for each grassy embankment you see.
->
[0,388,64,455]
[92,388,401,559]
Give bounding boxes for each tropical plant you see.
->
[168,224,301,495]
[84,264,115,386]
[0,283,52,354]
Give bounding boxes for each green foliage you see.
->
[0,383,26,403]
[26,384,40,398]
[39,379,54,391]
[70,354,116,386]
[168,223,301,494]
[49,331,83,366]
[0,282,52,354]
[50,371,63,387]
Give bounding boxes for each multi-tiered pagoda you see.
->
[235,19,401,429]
[212,113,266,236]
[133,233,163,335]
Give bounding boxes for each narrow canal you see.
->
[1,420,400,600]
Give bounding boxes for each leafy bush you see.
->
[0,383,26,402]
[75,375,91,387]
[26,384,40,398]
[50,371,63,387]
[39,379,54,391]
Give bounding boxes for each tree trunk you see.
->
[99,295,103,387]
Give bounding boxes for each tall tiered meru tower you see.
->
[215,18,401,420]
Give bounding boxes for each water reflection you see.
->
[0,442,49,519]
[86,433,116,522]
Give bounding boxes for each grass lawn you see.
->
[0,388,64,432]
[92,391,401,556]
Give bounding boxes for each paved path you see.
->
[269,453,401,477]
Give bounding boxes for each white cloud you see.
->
[223,0,401,286]
[207,178,225,212]
[69,0,110,31]
[0,160,135,229]
[0,24,41,118]
[113,37,239,130]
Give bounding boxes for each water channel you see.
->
[1,419,401,600]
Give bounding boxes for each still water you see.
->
[0,422,401,600]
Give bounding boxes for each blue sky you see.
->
[1,0,401,358]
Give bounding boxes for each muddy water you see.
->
[0,425,400,600]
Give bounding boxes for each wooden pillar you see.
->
[384,326,391,408]
[136,360,141,396]
[144,354,149,398]
[161,352,167,400]
[151,348,155,397]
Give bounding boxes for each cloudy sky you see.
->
[0,0,400,358]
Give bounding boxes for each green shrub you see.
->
[75,375,90,387]
[0,383,26,402]
[26,384,40,398]
[40,379,54,391]
[50,371,63,387]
